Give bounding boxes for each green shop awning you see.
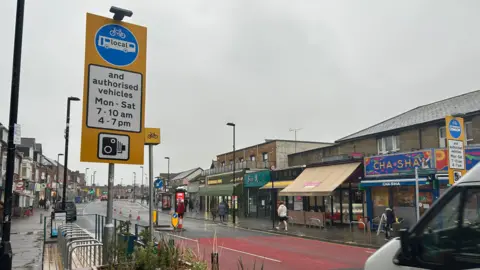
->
[198,184,239,196]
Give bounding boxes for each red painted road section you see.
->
[175,236,374,270]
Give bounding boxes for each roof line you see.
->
[217,139,332,157]
[336,90,480,142]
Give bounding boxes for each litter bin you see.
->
[392,222,402,237]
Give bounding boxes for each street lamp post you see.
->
[85,168,89,200]
[140,166,144,198]
[163,157,170,225]
[227,123,236,225]
[56,153,63,202]
[63,96,80,210]
[1,1,26,267]
[133,172,136,202]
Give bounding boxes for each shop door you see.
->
[257,191,270,218]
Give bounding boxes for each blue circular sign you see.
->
[95,24,138,66]
[173,213,178,218]
[154,179,163,189]
[449,119,462,139]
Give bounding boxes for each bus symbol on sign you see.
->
[98,36,136,53]
[95,24,139,67]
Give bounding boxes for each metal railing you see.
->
[57,223,103,270]
[350,220,366,235]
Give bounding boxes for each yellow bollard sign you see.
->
[171,212,179,228]
[153,210,157,223]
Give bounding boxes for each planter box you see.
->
[117,233,137,255]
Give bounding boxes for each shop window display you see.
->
[332,191,342,223]
[393,186,414,207]
[372,187,389,218]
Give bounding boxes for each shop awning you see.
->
[198,184,239,196]
[279,162,361,196]
[260,181,294,189]
[360,178,428,187]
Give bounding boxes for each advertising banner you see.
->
[435,148,480,172]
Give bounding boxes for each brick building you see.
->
[289,90,480,167]
[284,90,480,227]
[200,139,331,217]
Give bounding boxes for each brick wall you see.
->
[217,141,277,167]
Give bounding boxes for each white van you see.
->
[365,164,480,270]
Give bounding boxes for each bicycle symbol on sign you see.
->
[147,132,159,140]
[109,27,126,39]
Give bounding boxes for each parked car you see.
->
[100,195,108,201]
[54,201,77,221]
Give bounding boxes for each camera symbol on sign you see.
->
[102,137,125,156]
[98,133,130,160]
[454,171,462,182]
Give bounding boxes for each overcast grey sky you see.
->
[1,1,480,186]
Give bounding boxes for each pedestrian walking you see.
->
[46,199,51,211]
[177,199,185,218]
[218,201,227,222]
[276,201,288,231]
[210,200,218,221]
[189,200,194,212]
[384,206,396,240]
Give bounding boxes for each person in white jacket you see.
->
[276,201,288,231]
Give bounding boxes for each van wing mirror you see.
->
[399,229,411,258]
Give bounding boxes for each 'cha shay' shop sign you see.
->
[364,150,434,176]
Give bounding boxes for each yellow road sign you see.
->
[145,128,161,145]
[445,115,466,184]
[171,212,179,228]
[80,13,147,165]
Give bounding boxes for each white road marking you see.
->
[366,251,375,254]
[165,233,199,242]
[220,246,282,263]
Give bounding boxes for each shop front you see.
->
[198,170,245,216]
[258,166,303,219]
[243,170,271,218]
[279,162,364,225]
[362,150,437,227]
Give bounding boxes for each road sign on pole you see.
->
[154,178,163,189]
[80,13,147,165]
[446,115,466,185]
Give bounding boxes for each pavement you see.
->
[7,203,86,270]
[8,208,45,270]
[76,200,376,269]
[133,201,385,249]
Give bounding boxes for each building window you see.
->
[465,121,473,142]
[377,135,400,154]
[262,152,268,161]
[439,126,446,148]
[439,122,473,147]
[250,155,256,161]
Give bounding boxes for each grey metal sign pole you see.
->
[148,145,154,242]
[103,163,115,263]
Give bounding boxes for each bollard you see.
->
[40,213,43,224]
[211,252,219,270]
